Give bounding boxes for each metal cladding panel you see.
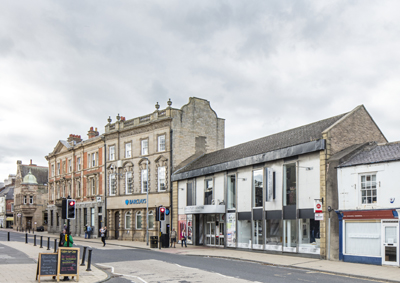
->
[253,208,263,220]
[299,209,314,219]
[283,205,296,219]
[238,212,251,220]
[172,140,325,181]
[265,210,282,219]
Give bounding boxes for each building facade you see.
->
[0,175,16,228]
[104,97,224,242]
[172,105,387,259]
[336,142,400,266]
[13,160,48,231]
[46,128,105,237]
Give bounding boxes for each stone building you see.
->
[171,105,386,260]
[46,128,105,237]
[104,97,224,242]
[0,175,16,228]
[13,160,48,231]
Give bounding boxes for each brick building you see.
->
[0,175,16,228]
[13,160,48,231]
[46,128,105,237]
[104,97,224,242]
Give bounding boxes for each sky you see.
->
[1,0,400,180]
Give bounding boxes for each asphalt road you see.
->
[0,230,383,283]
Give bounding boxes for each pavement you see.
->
[1,228,400,283]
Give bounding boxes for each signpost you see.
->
[58,247,80,281]
[36,253,58,282]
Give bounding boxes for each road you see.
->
[0,230,383,283]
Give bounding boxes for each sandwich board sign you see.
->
[36,253,58,282]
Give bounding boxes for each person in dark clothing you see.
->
[100,226,107,246]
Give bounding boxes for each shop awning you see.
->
[6,217,14,221]
[342,210,396,220]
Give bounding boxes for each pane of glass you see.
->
[372,175,376,181]
[385,227,397,244]
[284,164,296,206]
[385,247,397,262]
[253,170,263,207]
[362,191,366,196]
[366,175,371,181]
[361,176,365,182]
[227,175,236,209]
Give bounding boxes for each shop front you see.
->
[107,193,170,241]
[338,209,399,266]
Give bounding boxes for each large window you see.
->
[283,163,296,206]
[253,220,263,249]
[158,166,166,191]
[109,174,116,196]
[361,174,377,204]
[204,178,213,205]
[77,157,81,171]
[148,211,154,229]
[126,172,133,194]
[158,135,166,152]
[92,152,96,167]
[29,196,33,204]
[345,221,380,256]
[238,220,251,248]
[109,146,115,161]
[187,181,196,206]
[125,212,132,229]
[76,181,81,198]
[141,169,148,193]
[51,164,55,177]
[57,163,60,175]
[265,219,282,250]
[23,196,27,204]
[141,140,148,155]
[125,143,132,158]
[91,178,96,196]
[68,159,72,172]
[136,211,142,229]
[283,219,297,251]
[253,170,263,207]
[227,175,236,210]
[299,219,320,254]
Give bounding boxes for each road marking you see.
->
[175,264,190,268]
[96,264,147,283]
[216,273,234,279]
[298,279,315,282]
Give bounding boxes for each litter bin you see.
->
[150,236,158,248]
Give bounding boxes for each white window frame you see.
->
[158,166,166,191]
[92,152,96,167]
[158,135,166,152]
[109,146,115,161]
[23,196,27,204]
[109,174,116,196]
[360,173,377,205]
[76,181,81,198]
[51,164,55,177]
[91,178,96,196]
[57,163,60,175]
[141,139,148,155]
[68,159,72,173]
[125,143,132,158]
[29,196,33,204]
[141,169,148,193]
[126,172,133,194]
[77,157,81,171]
[136,211,142,229]
[125,212,132,229]
[148,211,154,229]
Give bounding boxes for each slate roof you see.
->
[0,186,14,199]
[176,112,348,174]
[338,142,400,168]
[20,165,48,185]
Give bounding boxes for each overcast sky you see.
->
[1,0,400,180]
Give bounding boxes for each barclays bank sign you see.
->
[125,199,147,205]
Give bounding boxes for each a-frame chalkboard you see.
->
[58,247,80,281]
[36,253,58,282]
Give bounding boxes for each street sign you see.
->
[315,213,324,221]
[314,199,323,213]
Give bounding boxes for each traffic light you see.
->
[67,199,76,219]
[159,206,166,221]
[61,199,67,219]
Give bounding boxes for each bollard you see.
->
[40,236,43,248]
[34,235,36,246]
[29,228,30,234]
[7,232,10,241]
[86,249,92,271]
[54,239,57,253]
[25,233,28,244]
[80,246,87,266]
[17,227,18,232]
[33,228,34,234]
[47,237,50,250]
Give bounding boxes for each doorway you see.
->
[26,217,32,230]
[205,214,215,246]
[382,221,399,266]
[115,212,120,239]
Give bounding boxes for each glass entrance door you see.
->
[205,214,215,246]
[382,221,399,266]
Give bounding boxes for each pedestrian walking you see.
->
[100,226,107,246]
[84,224,88,239]
[170,228,177,248]
[181,230,187,247]
[59,229,66,247]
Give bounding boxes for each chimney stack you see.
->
[87,127,100,139]
[67,134,83,145]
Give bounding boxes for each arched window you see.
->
[125,212,132,229]
[136,211,142,229]
[148,211,154,229]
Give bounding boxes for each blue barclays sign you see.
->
[125,199,147,205]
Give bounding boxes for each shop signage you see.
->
[315,213,324,221]
[125,199,146,205]
[184,205,225,214]
[314,200,323,213]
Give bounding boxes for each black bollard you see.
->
[54,239,57,253]
[86,249,92,271]
[40,236,43,248]
[25,233,28,244]
[33,228,34,234]
[17,227,18,232]
[80,246,87,266]
[34,235,36,246]
[29,228,30,233]
[47,237,50,250]
[7,232,10,241]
